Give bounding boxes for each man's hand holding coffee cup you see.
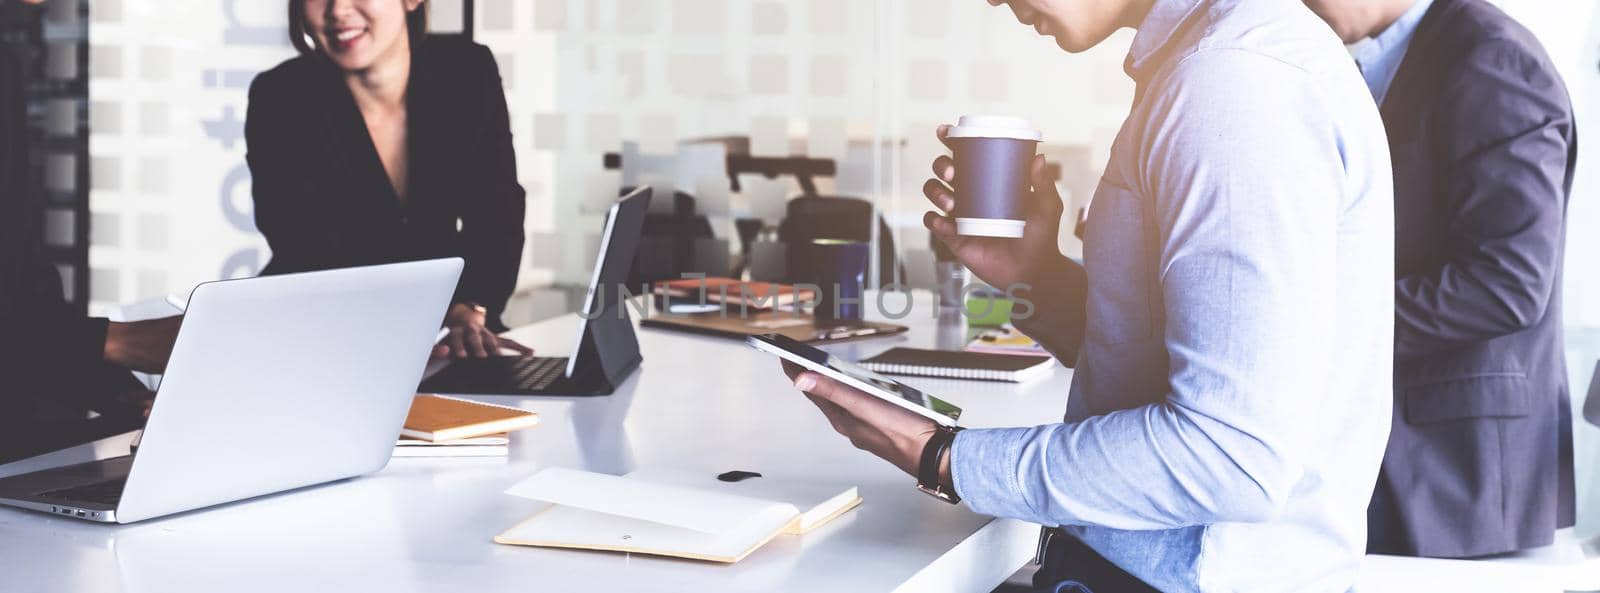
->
[922,121,1070,292]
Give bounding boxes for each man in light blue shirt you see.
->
[777,0,1394,590]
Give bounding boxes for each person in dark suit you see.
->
[1305,0,1576,557]
[248,0,528,358]
[1,1,181,463]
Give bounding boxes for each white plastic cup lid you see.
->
[946,115,1043,142]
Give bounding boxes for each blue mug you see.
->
[809,239,870,324]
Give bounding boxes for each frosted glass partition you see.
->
[84,0,1596,335]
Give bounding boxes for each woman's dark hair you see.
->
[288,0,428,56]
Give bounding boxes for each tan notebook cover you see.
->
[402,395,539,442]
[494,467,861,563]
[641,310,907,344]
[656,278,815,310]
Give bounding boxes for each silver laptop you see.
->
[0,259,462,523]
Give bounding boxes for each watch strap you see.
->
[917,424,963,504]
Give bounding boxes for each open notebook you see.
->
[494,467,861,563]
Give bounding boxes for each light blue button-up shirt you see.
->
[948,0,1395,591]
[1349,0,1435,104]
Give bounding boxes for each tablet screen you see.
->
[751,334,962,424]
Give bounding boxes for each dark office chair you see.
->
[729,217,766,278]
[747,240,788,283]
[776,195,907,289]
[624,187,717,287]
[602,145,841,287]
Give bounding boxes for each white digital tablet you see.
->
[748,334,962,426]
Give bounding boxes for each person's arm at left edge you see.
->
[3,266,172,416]
[440,43,530,359]
[2,33,171,409]
[1393,38,1572,360]
[21,265,179,386]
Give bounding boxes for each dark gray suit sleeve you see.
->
[1393,38,1572,360]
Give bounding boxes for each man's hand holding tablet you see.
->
[749,335,963,501]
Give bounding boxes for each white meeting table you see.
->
[2,291,1594,592]
[0,292,1065,593]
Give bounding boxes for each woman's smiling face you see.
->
[301,0,422,72]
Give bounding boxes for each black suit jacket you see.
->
[1366,0,1577,557]
[246,37,525,328]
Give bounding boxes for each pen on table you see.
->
[817,327,877,341]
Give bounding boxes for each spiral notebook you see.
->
[857,348,1055,383]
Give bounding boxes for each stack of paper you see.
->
[393,433,509,458]
[390,395,538,458]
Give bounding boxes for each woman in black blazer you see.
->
[247,0,528,358]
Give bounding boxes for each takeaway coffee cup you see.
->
[945,115,1043,239]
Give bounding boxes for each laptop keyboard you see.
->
[38,478,127,505]
[418,355,573,395]
[513,357,566,391]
